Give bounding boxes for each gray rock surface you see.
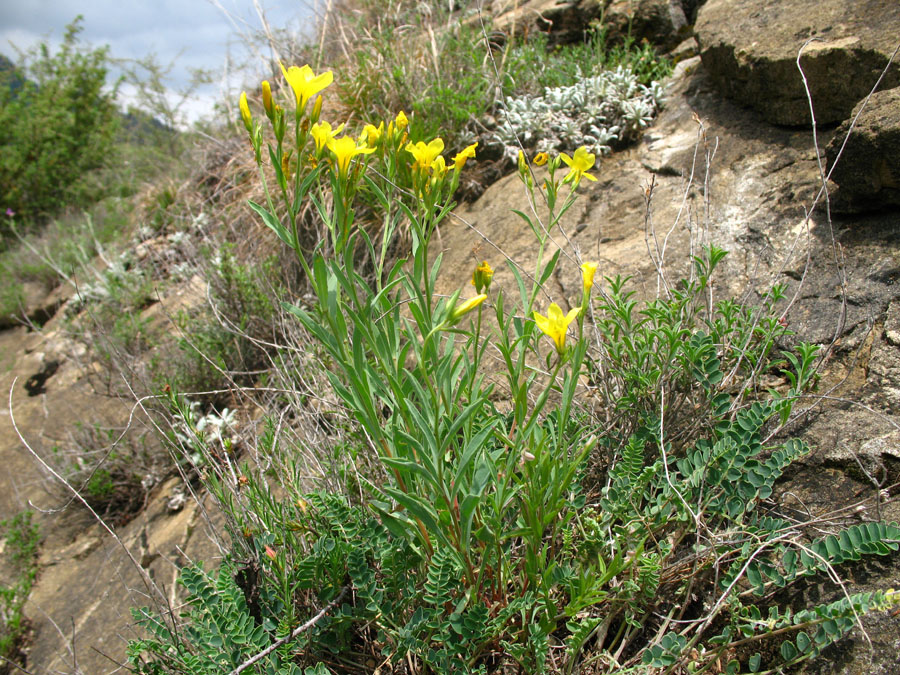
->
[695,0,900,126]
[827,86,900,212]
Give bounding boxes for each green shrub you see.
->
[46,422,160,525]
[0,17,119,229]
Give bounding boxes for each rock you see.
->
[489,0,691,51]
[0,281,67,330]
[826,87,900,212]
[885,300,900,346]
[670,36,699,63]
[695,0,900,126]
[601,0,690,52]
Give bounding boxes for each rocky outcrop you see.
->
[601,0,690,51]
[490,0,693,51]
[827,86,900,212]
[695,0,900,126]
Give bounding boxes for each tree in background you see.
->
[0,16,119,232]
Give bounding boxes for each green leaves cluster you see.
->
[0,511,40,667]
[0,17,119,228]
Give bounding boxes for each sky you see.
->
[0,0,319,125]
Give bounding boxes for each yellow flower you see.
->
[431,155,447,181]
[405,138,444,172]
[327,135,375,177]
[261,80,273,118]
[518,150,528,173]
[360,121,384,147]
[560,146,597,185]
[453,142,478,170]
[450,293,487,322]
[534,302,580,354]
[395,110,409,129]
[311,121,344,152]
[581,262,598,293]
[533,152,549,166]
[239,91,252,130]
[281,152,293,182]
[279,62,333,112]
[471,260,493,293]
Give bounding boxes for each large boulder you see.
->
[695,0,900,126]
[826,87,900,212]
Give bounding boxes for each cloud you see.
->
[0,1,315,125]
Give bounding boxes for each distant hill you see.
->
[119,106,179,146]
[0,51,177,146]
[0,53,26,97]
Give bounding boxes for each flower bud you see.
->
[281,151,293,183]
[450,293,487,322]
[581,262,598,294]
[311,95,323,124]
[261,80,273,119]
[273,104,286,143]
[517,149,533,189]
[239,91,252,131]
[580,261,598,316]
[471,260,493,293]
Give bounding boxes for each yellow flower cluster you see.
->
[239,64,479,192]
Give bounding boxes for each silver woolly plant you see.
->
[493,65,665,159]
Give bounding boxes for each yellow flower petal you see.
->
[328,135,376,177]
[471,260,493,293]
[534,302,579,353]
[311,121,344,152]
[405,137,445,172]
[360,121,385,147]
[561,146,596,185]
[453,142,478,170]
[581,262,598,293]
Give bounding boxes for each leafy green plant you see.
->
[129,60,900,675]
[0,511,40,671]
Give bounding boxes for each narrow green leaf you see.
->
[248,200,292,247]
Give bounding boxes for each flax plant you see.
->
[240,65,601,640]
